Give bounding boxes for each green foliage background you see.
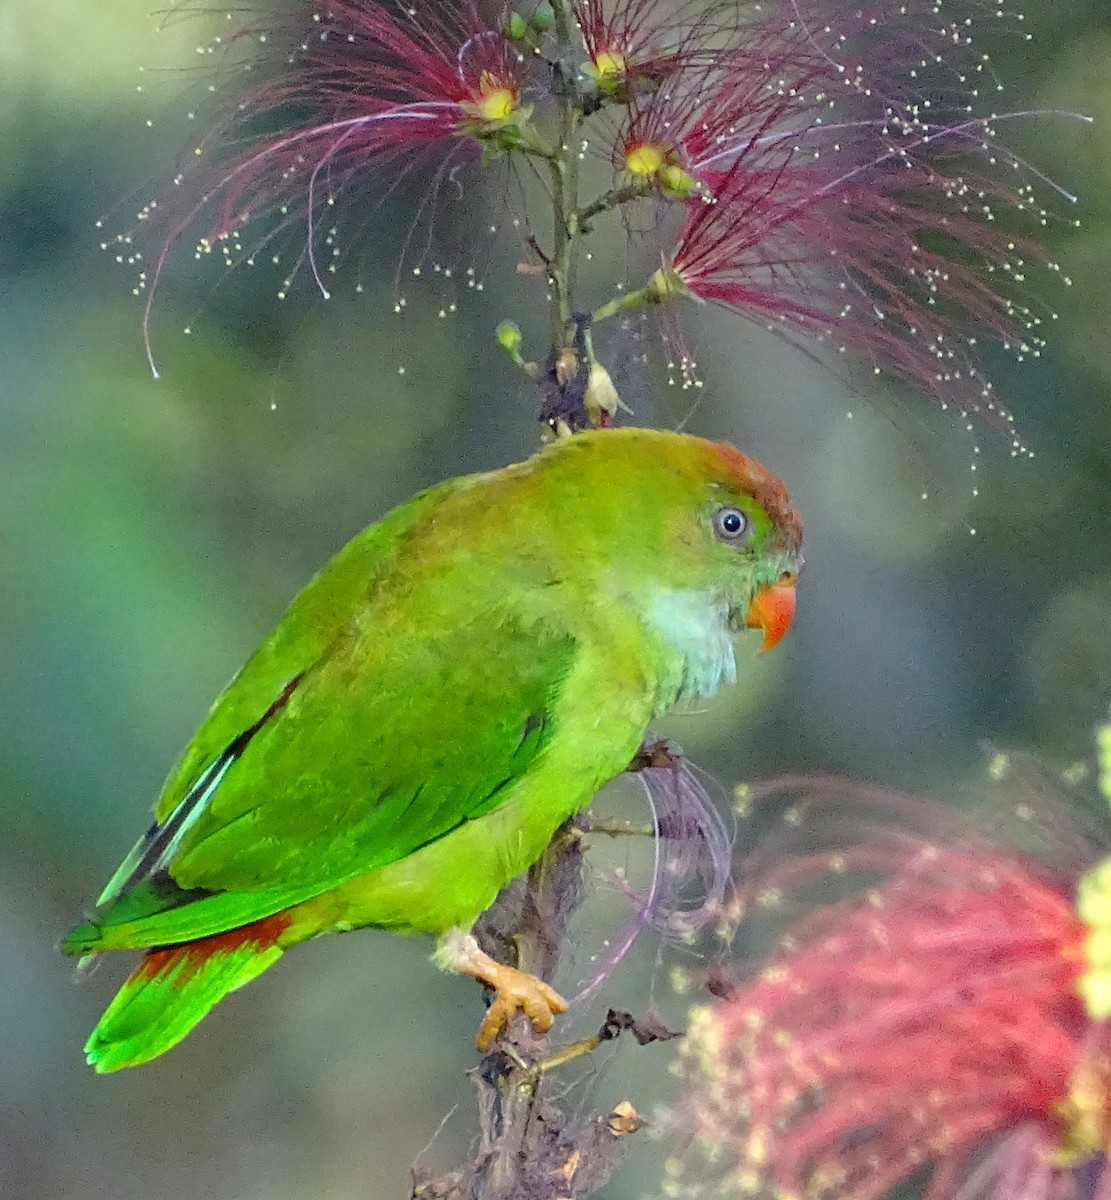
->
[2,1,1109,1195]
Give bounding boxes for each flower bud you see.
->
[529,2,555,34]
[584,361,623,426]
[495,321,525,367]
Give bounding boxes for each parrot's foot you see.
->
[473,965,568,1051]
[436,931,568,1051]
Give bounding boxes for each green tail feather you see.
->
[85,915,289,1072]
[62,879,314,956]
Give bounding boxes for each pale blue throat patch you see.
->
[644,588,737,705]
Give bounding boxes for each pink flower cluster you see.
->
[136,0,1080,437]
[670,774,1111,1200]
[603,0,1077,443]
[138,0,530,357]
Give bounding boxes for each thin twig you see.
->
[578,181,652,228]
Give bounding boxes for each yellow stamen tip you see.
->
[590,50,626,81]
[1077,970,1111,1020]
[625,143,666,178]
[1078,858,1111,928]
[464,73,518,124]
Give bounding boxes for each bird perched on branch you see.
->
[63,427,802,1071]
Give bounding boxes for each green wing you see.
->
[69,611,574,952]
[66,483,578,953]
[178,611,573,893]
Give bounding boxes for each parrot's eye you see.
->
[713,506,750,543]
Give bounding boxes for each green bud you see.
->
[529,1,555,32]
[658,163,701,201]
[507,11,528,41]
[496,321,524,359]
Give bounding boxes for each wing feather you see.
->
[85,607,575,945]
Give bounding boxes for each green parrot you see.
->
[63,427,802,1071]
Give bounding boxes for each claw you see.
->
[475,967,568,1050]
[435,930,569,1050]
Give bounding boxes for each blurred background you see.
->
[2,0,1109,1196]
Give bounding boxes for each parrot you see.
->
[62,426,802,1072]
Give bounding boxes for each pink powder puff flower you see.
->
[669,768,1111,1200]
[609,0,1086,448]
[139,0,531,371]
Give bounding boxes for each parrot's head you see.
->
[683,436,802,653]
[535,428,802,658]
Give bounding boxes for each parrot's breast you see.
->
[642,587,736,707]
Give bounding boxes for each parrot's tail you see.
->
[84,913,291,1072]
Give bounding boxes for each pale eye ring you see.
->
[713,506,750,542]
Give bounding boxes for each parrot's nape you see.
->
[63,427,802,1071]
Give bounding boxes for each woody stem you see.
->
[546,0,583,354]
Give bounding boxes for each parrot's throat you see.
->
[643,587,737,710]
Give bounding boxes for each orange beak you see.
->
[745,573,797,652]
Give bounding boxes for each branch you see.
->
[410,738,691,1199]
